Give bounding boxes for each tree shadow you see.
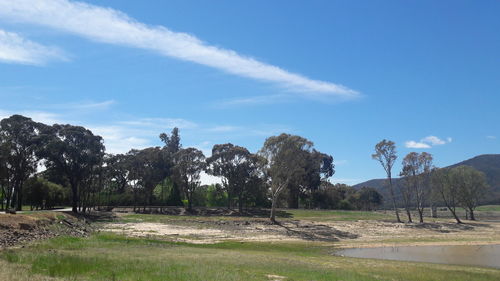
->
[274,220,358,242]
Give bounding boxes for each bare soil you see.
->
[0,212,106,248]
[104,212,500,247]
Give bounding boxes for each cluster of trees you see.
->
[373,140,489,223]
[0,115,383,222]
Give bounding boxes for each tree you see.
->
[160,127,183,206]
[135,147,170,211]
[357,187,383,211]
[260,134,322,223]
[40,124,105,213]
[454,165,489,220]
[160,127,181,154]
[287,150,334,209]
[206,143,265,212]
[431,168,462,223]
[172,148,205,211]
[417,152,433,222]
[0,115,45,211]
[372,140,402,222]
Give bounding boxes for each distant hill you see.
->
[354,154,500,205]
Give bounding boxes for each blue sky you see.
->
[0,0,498,184]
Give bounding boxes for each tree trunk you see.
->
[270,195,277,223]
[16,180,24,211]
[405,208,412,223]
[430,204,437,218]
[418,209,424,223]
[469,208,476,220]
[449,207,462,224]
[388,177,402,223]
[71,182,79,213]
[238,194,243,213]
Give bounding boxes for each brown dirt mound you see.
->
[0,212,103,249]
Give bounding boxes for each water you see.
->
[336,244,500,268]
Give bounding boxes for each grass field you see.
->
[1,233,499,281]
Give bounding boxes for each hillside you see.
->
[354,154,500,204]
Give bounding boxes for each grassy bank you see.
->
[1,233,499,281]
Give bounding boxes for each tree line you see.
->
[0,115,383,222]
[373,139,489,223]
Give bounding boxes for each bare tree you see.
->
[372,140,402,223]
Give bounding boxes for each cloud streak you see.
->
[0,28,67,65]
[405,135,452,149]
[0,0,358,97]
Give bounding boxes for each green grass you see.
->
[284,209,390,221]
[477,205,500,212]
[1,233,499,281]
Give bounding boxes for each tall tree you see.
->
[0,115,44,211]
[454,165,489,220]
[416,152,433,222]
[160,127,183,206]
[40,124,105,213]
[135,147,170,211]
[372,140,402,222]
[431,168,462,223]
[260,133,316,223]
[172,148,205,211]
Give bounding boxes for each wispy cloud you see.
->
[215,94,291,107]
[0,0,358,98]
[405,135,452,149]
[486,136,497,140]
[0,28,67,65]
[119,118,198,130]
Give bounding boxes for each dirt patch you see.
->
[0,212,107,249]
[104,218,358,244]
[104,213,500,246]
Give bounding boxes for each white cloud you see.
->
[405,141,431,149]
[215,94,290,107]
[405,135,452,149]
[486,136,496,140]
[0,0,358,97]
[0,28,67,65]
[421,136,446,145]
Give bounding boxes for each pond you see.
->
[336,244,500,269]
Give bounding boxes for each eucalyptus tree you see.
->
[160,127,183,206]
[372,140,402,222]
[206,143,265,211]
[417,152,433,221]
[134,147,170,211]
[454,165,489,220]
[172,148,205,211]
[432,168,462,223]
[0,115,45,211]
[39,124,105,213]
[292,150,334,208]
[400,152,419,222]
[260,133,316,223]
[400,152,434,223]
